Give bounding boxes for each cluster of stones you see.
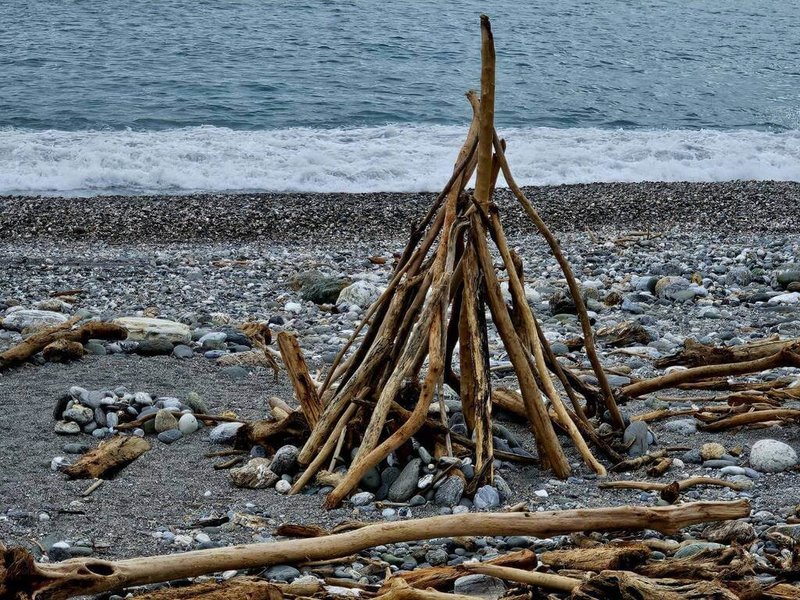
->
[53,386,209,446]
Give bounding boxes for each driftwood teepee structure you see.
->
[288,15,625,509]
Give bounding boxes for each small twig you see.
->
[80,479,104,497]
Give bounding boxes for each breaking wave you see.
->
[1,125,798,196]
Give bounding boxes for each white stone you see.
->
[2,309,69,332]
[275,479,292,494]
[113,317,191,343]
[337,280,380,308]
[768,292,800,305]
[749,439,798,472]
[285,302,302,313]
[208,421,244,444]
[534,489,548,498]
[178,413,199,435]
[194,532,211,544]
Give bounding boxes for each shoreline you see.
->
[1,180,799,245]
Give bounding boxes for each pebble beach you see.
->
[1,181,799,591]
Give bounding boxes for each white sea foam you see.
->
[0,125,798,195]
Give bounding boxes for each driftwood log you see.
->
[0,318,127,370]
[61,435,151,480]
[0,501,748,600]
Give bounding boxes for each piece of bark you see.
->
[276,332,322,427]
[389,549,536,591]
[610,450,667,472]
[127,578,281,600]
[0,501,749,600]
[572,570,739,600]
[540,542,651,571]
[647,457,673,477]
[61,436,151,480]
[656,336,795,368]
[232,411,309,453]
[375,579,480,600]
[42,340,85,363]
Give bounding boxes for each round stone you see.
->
[178,413,199,435]
[749,439,798,473]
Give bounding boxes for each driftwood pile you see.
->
[6,500,787,600]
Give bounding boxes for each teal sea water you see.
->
[1,1,799,194]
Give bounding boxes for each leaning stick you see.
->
[471,210,571,477]
[290,403,357,495]
[463,563,581,593]
[485,204,605,476]
[319,130,479,396]
[490,133,624,431]
[622,343,800,398]
[699,408,800,431]
[599,477,751,493]
[324,222,464,508]
[0,501,750,600]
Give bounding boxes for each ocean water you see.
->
[1,1,799,195]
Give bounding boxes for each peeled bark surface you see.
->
[61,436,151,480]
[0,501,748,600]
[276,331,322,427]
[540,543,651,572]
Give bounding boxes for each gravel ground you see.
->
[1,181,799,580]
[1,180,799,245]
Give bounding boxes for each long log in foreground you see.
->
[0,501,749,600]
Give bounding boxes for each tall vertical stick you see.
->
[474,14,496,210]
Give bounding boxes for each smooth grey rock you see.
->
[674,542,724,559]
[663,419,697,435]
[2,309,68,332]
[83,340,106,355]
[270,445,299,475]
[199,331,226,350]
[301,277,350,304]
[623,420,652,457]
[434,476,464,507]
[209,421,244,444]
[388,458,422,502]
[178,413,199,434]
[473,485,501,509]
[172,344,194,359]
[265,565,301,582]
[135,338,175,356]
[749,439,798,472]
[63,404,94,425]
[350,491,375,506]
[453,574,506,600]
[158,429,183,444]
